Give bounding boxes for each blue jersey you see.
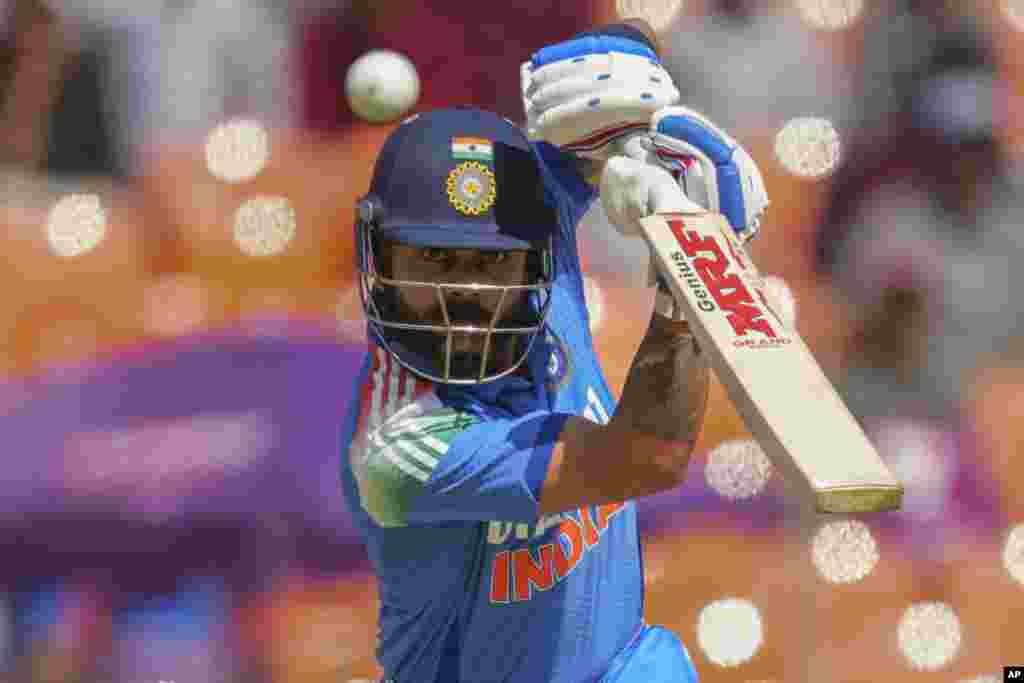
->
[340,143,644,683]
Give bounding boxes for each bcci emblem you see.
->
[544,332,572,391]
[447,162,496,216]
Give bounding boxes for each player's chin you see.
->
[428,333,525,379]
[440,347,512,380]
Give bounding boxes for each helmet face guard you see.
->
[357,209,555,384]
[355,107,561,384]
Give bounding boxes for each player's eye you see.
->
[421,247,450,263]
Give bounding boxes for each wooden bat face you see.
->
[640,211,903,514]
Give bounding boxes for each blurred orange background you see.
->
[1,0,1022,681]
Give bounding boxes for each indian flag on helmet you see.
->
[451,137,493,162]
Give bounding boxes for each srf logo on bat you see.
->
[667,217,790,347]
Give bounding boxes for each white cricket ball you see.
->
[345,49,420,123]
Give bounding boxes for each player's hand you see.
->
[650,106,769,242]
[599,153,704,237]
[599,152,703,322]
[521,24,679,159]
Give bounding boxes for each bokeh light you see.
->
[1002,523,1024,585]
[204,118,270,183]
[794,0,865,31]
[615,0,685,33]
[696,598,764,667]
[143,275,209,337]
[872,420,953,523]
[705,439,773,502]
[896,602,962,671]
[811,519,879,584]
[281,604,363,673]
[774,117,842,179]
[959,676,1000,683]
[46,194,107,258]
[232,196,297,257]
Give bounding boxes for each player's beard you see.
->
[375,288,538,380]
[445,331,520,380]
[428,299,536,380]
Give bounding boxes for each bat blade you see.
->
[639,211,903,514]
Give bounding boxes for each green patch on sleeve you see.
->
[356,408,479,527]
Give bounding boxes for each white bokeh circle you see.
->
[774,117,843,179]
[205,118,270,183]
[811,519,879,584]
[705,439,773,502]
[46,194,107,258]
[896,602,962,671]
[233,196,297,257]
[696,598,764,667]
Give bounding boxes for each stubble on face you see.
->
[379,240,538,378]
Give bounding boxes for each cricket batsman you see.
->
[340,19,769,682]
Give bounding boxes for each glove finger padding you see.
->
[533,92,664,157]
[651,106,769,242]
[522,38,679,158]
[526,69,666,119]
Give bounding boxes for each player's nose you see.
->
[447,255,500,286]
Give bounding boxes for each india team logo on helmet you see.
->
[447,162,496,216]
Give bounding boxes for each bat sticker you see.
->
[666,216,791,347]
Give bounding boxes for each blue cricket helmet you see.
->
[360,107,558,250]
[356,107,559,384]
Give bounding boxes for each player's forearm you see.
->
[608,313,709,480]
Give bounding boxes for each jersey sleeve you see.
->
[354,402,570,527]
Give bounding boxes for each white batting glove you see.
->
[600,153,704,236]
[599,151,705,321]
[521,33,679,159]
[650,106,769,242]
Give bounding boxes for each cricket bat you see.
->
[638,211,903,514]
